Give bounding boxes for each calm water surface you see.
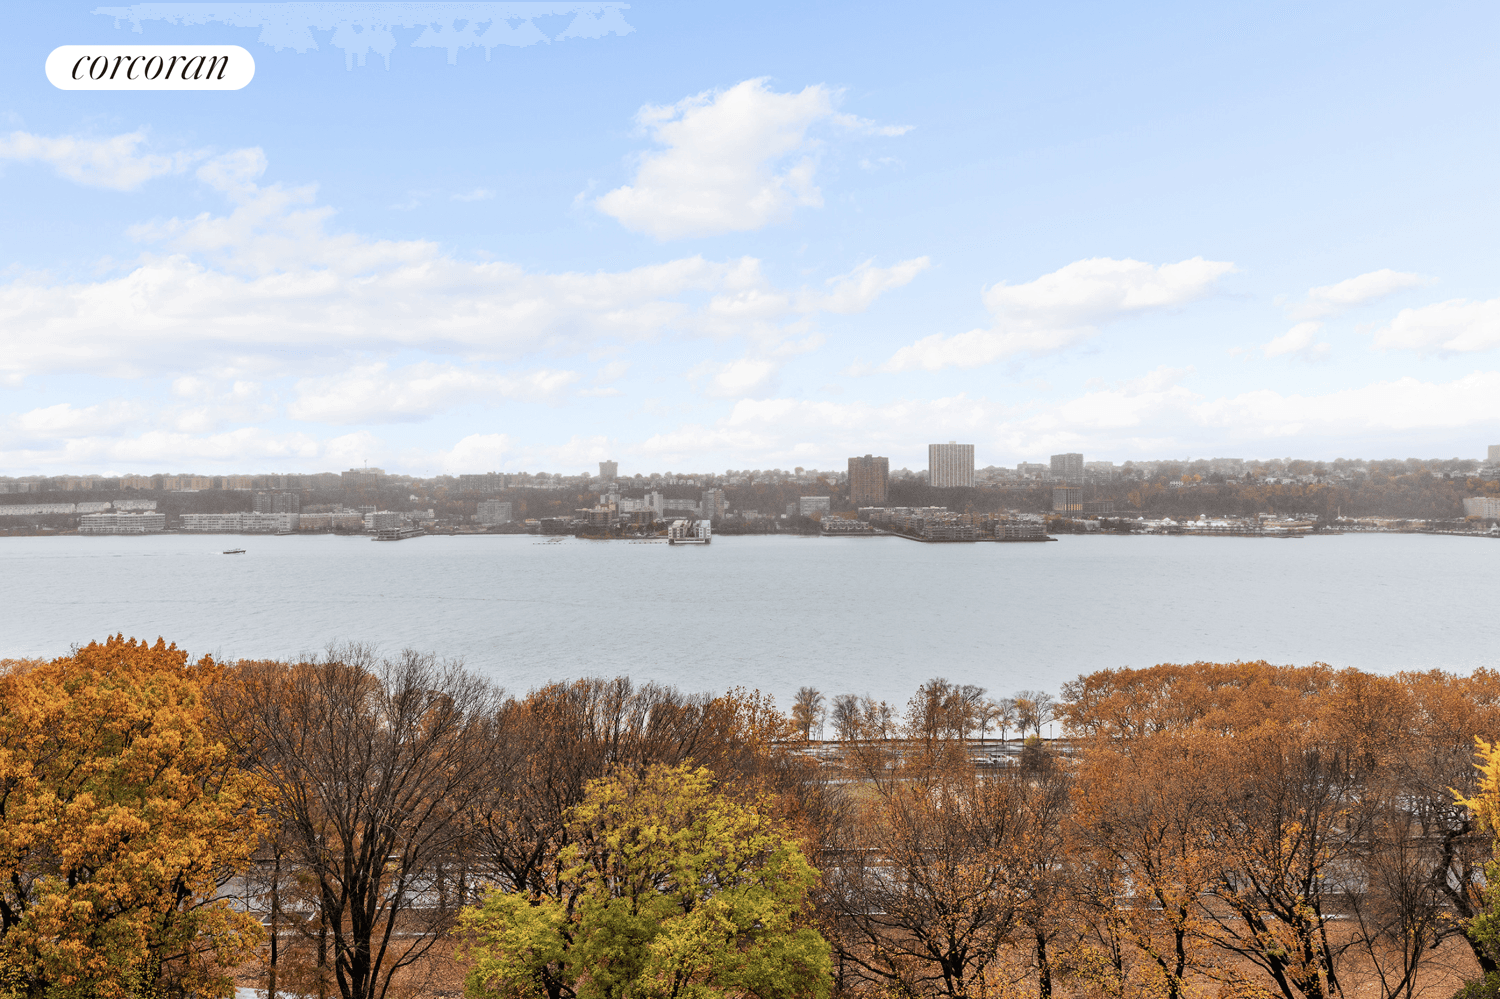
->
[2,532,1496,707]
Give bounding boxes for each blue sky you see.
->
[2,1,1498,476]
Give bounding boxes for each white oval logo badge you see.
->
[46,45,254,90]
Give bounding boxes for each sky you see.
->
[2,1,1498,477]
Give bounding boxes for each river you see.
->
[2,532,1496,711]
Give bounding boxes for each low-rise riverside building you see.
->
[78,511,166,534]
[180,512,297,533]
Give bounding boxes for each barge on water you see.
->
[373,527,425,542]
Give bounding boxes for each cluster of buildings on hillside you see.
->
[6,445,1499,537]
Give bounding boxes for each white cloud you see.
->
[196,148,268,198]
[633,367,1500,469]
[594,360,631,383]
[1263,321,1331,360]
[689,357,779,398]
[1194,372,1500,435]
[881,256,1235,372]
[0,129,205,190]
[1306,269,1430,309]
[287,363,580,423]
[0,426,323,470]
[10,401,145,438]
[433,433,613,475]
[0,168,918,381]
[807,257,930,314]
[1371,297,1500,354]
[452,187,495,201]
[436,433,514,473]
[595,78,906,239]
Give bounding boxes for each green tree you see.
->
[458,763,830,999]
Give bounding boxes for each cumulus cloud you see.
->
[694,256,927,344]
[632,367,1500,470]
[0,164,920,381]
[810,257,930,314]
[688,357,779,398]
[0,129,206,190]
[287,363,580,423]
[433,433,613,475]
[9,401,146,438]
[881,256,1235,372]
[595,78,907,239]
[1290,268,1432,319]
[436,433,514,473]
[1371,297,1500,354]
[0,425,324,470]
[195,148,268,198]
[1263,321,1331,360]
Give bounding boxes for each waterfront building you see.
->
[822,515,873,533]
[477,499,513,525]
[702,488,726,518]
[78,512,166,534]
[364,511,403,532]
[1050,453,1084,482]
[181,512,297,533]
[1053,486,1083,514]
[0,502,89,517]
[847,455,889,505]
[799,496,832,516]
[929,442,975,488]
[599,460,618,480]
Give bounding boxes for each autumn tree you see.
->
[823,738,1050,999]
[216,646,505,999]
[1072,734,1221,999]
[830,694,864,741]
[793,687,826,740]
[1453,737,1500,977]
[0,636,265,999]
[1195,729,1366,999]
[1393,669,1500,974]
[459,763,831,999]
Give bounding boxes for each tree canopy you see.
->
[459,763,831,999]
[0,636,265,999]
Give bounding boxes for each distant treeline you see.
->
[5,642,1500,999]
[5,464,1498,529]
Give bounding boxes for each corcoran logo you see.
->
[46,45,254,90]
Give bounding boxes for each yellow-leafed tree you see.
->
[0,636,265,999]
[1455,738,1500,975]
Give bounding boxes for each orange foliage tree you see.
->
[0,636,265,999]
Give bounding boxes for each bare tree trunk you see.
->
[317,906,328,999]
[1036,928,1052,999]
[267,849,281,999]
